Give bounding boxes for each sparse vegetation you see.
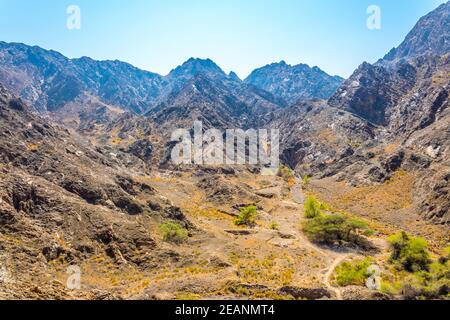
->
[388,232,431,272]
[234,206,257,227]
[302,175,311,186]
[158,221,189,244]
[380,234,450,299]
[269,221,280,230]
[277,165,294,181]
[175,292,201,300]
[27,143,39,152]
[334,258,373,287]
[111,137,123,145]
[233,253,295,287]
[336,171,414,212]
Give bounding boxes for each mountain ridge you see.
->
[245,60,344,104]
[0,42,339,116]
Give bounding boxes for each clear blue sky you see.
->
[0,0,446,78]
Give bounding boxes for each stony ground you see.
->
[9,169,423,300]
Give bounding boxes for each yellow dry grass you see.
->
[317,128,337,145]
[384,142,402,154]
[229,252,297,287]
[190,208,233,221]
[337,171,414,211]
[27,143,40,152]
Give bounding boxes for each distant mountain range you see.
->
[0,42,342,116]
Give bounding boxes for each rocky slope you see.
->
[0,84,195,298]
[1,84,373,300]
[258,2,450,225]
[384,2,450,61]
[245,61,344,104]
[330,1,449,130]
[324,2,450,224]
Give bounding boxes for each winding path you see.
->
[323,255,350,300]
[291,179,350,300]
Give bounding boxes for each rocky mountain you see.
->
[151,58,286,127]
[0,83,198,298]
[270,99,378,174]
[320,2,450,224]
[0,42,166,114]
[245,61,344,104]
[330,1,450,129]
[384,1,450,61]
[0,45,290,131]
[0,42,340,118]
[165,58,230,92]
[0,1,449,301]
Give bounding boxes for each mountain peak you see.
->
[169,58,225,78]
[384,1,450,61]
[184,57,215,65]
[245,61,344,103]
[228,71,241,82]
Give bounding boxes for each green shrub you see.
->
[269,221,280,230]
[304,196,322,219]
[277,165,294,180]
[442,246,450,262]
[234,206,257,226]
[382,239,450,299]
[380,280,402,296]
[302,175,311,185]
[389,261,450,299]
[302,213,367,245]
[388,232,431,272]
[319,201,332,211]
[425,261,450,296]
[363,229,376,237]
[158,221,189,244]
[335,258,373,287]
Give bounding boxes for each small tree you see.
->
[234,206,257,227]
[302,213,367,245]
[304,196,322,219]
[303,214,343,243]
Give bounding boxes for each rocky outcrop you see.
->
[278,286,332,300]
[328,61,417,125]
